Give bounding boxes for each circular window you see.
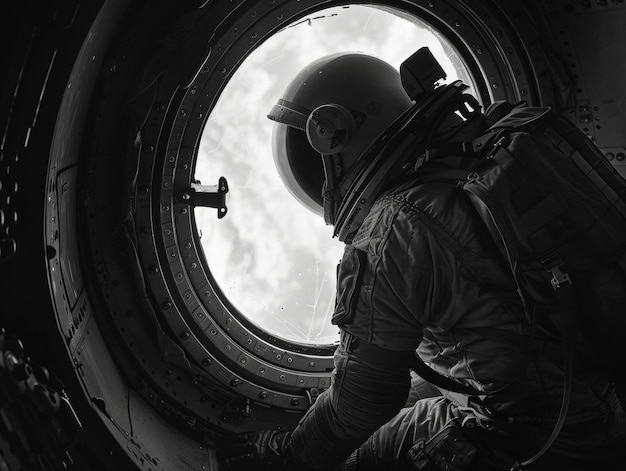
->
[194,5,478,345]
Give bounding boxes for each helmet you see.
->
[268,53,413,222]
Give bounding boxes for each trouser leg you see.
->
[348,396,463,471]
[347,380,626,471]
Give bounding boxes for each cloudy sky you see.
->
[194,5,471,345]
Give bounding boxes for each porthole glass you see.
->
[194,4,478,346]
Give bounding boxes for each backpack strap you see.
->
[484,105,552,133]
[409,353,508,397]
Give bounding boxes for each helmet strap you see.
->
[321,154,343,226]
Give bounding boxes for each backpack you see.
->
[413,101,626,470]
[463,102,626,379]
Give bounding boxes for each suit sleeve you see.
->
[287,218,424,470]
[287,338,411,470]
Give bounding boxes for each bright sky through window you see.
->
[194,5,476,345]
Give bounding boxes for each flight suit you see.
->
[287,158,626,470]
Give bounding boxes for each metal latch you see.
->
[179,176,229,219]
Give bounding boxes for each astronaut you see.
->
[217,49,626,470]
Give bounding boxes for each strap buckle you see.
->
[540,251,572,291]
[549,264,572,291]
